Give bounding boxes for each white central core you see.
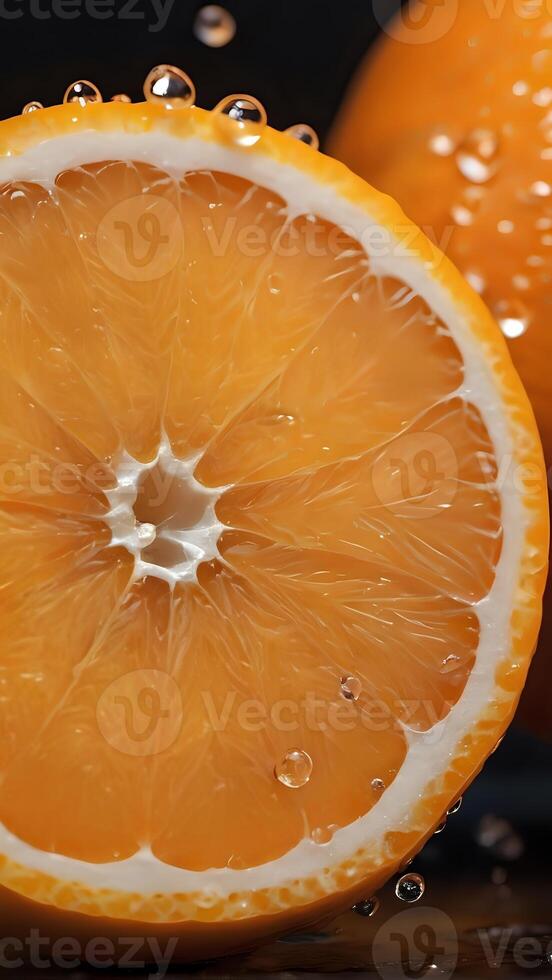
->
[105,436,229,586]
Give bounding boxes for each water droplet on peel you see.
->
[456,153,495,184]
[497,219,515,234]
[111,93,131,103]
[22,101,43,114]
[64,80,102,106]
[214,94,267,126]
[428,132,456,156]
[285,123,319,150]
[455,129,499,184]
[352,896,380,917]
[371,777,386,793]
[450,203,474,226]
[494,298,530,338]
[447,797,462,815]
[512,274,530,291]
[340,674,362,701]
[434,820,447,835]
[143,65,195,109]
[275,748,313,788]
[465,270,486,294]
[194,5,236,47]
[395,873,425,903]
[529,180,551,198]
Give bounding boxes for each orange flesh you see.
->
[0,162,501,870]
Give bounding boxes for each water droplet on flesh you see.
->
[395,873,425,903]
[434,820,447,834]
[455,129,499,183]
[371,777,386,793]
[143,65,195,109]
[275,748,313,788]
[285,123,319,150]
[267,273,283,295]
[63,80,102,106]
[352,896,380,917]
[22,101,43,114]
[340,675,362,701]
[111,93,131,103]
[441,653,460,673]
[194,5,236,47]
[214,95,267,126]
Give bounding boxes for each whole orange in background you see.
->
[329,0,552,735]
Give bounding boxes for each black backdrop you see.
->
[0,0,401,139]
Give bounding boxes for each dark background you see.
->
[0,1,550,968]
[0,0,401,140]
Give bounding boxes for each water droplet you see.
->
[476,814,525,860]
[450,204,474,226]
[22,101,43,114]
[455,128,499,184]
[434,820,446,834]
[260,412,295,426]
[491,865,508,885]
[447,797,462,815]
[285,123,319,150]
[352,896,380,917]
[63,80,102,106]
[310,824,336,844]
[395,873,425,903]
[340,674,362,701]
[512,80,529,96]
[465,270,486,294]
[194,5,236,47]
[136,522,156,547]
[495,298,529,338]
[267,273,283,295]
[371,777,386,793]
[214,95,267,126]
[441,653,460,673]
[497,219,515,234]
[428,132,456,156]
[111,93,131,103]
[532,87,552,108]
[143,65,195,109]
[529,180,551,198]
[512,274,530,291]
[275,748,313,788]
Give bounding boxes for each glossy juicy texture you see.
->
[0,161,500,868]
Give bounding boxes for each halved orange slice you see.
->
[0,96,547,953]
